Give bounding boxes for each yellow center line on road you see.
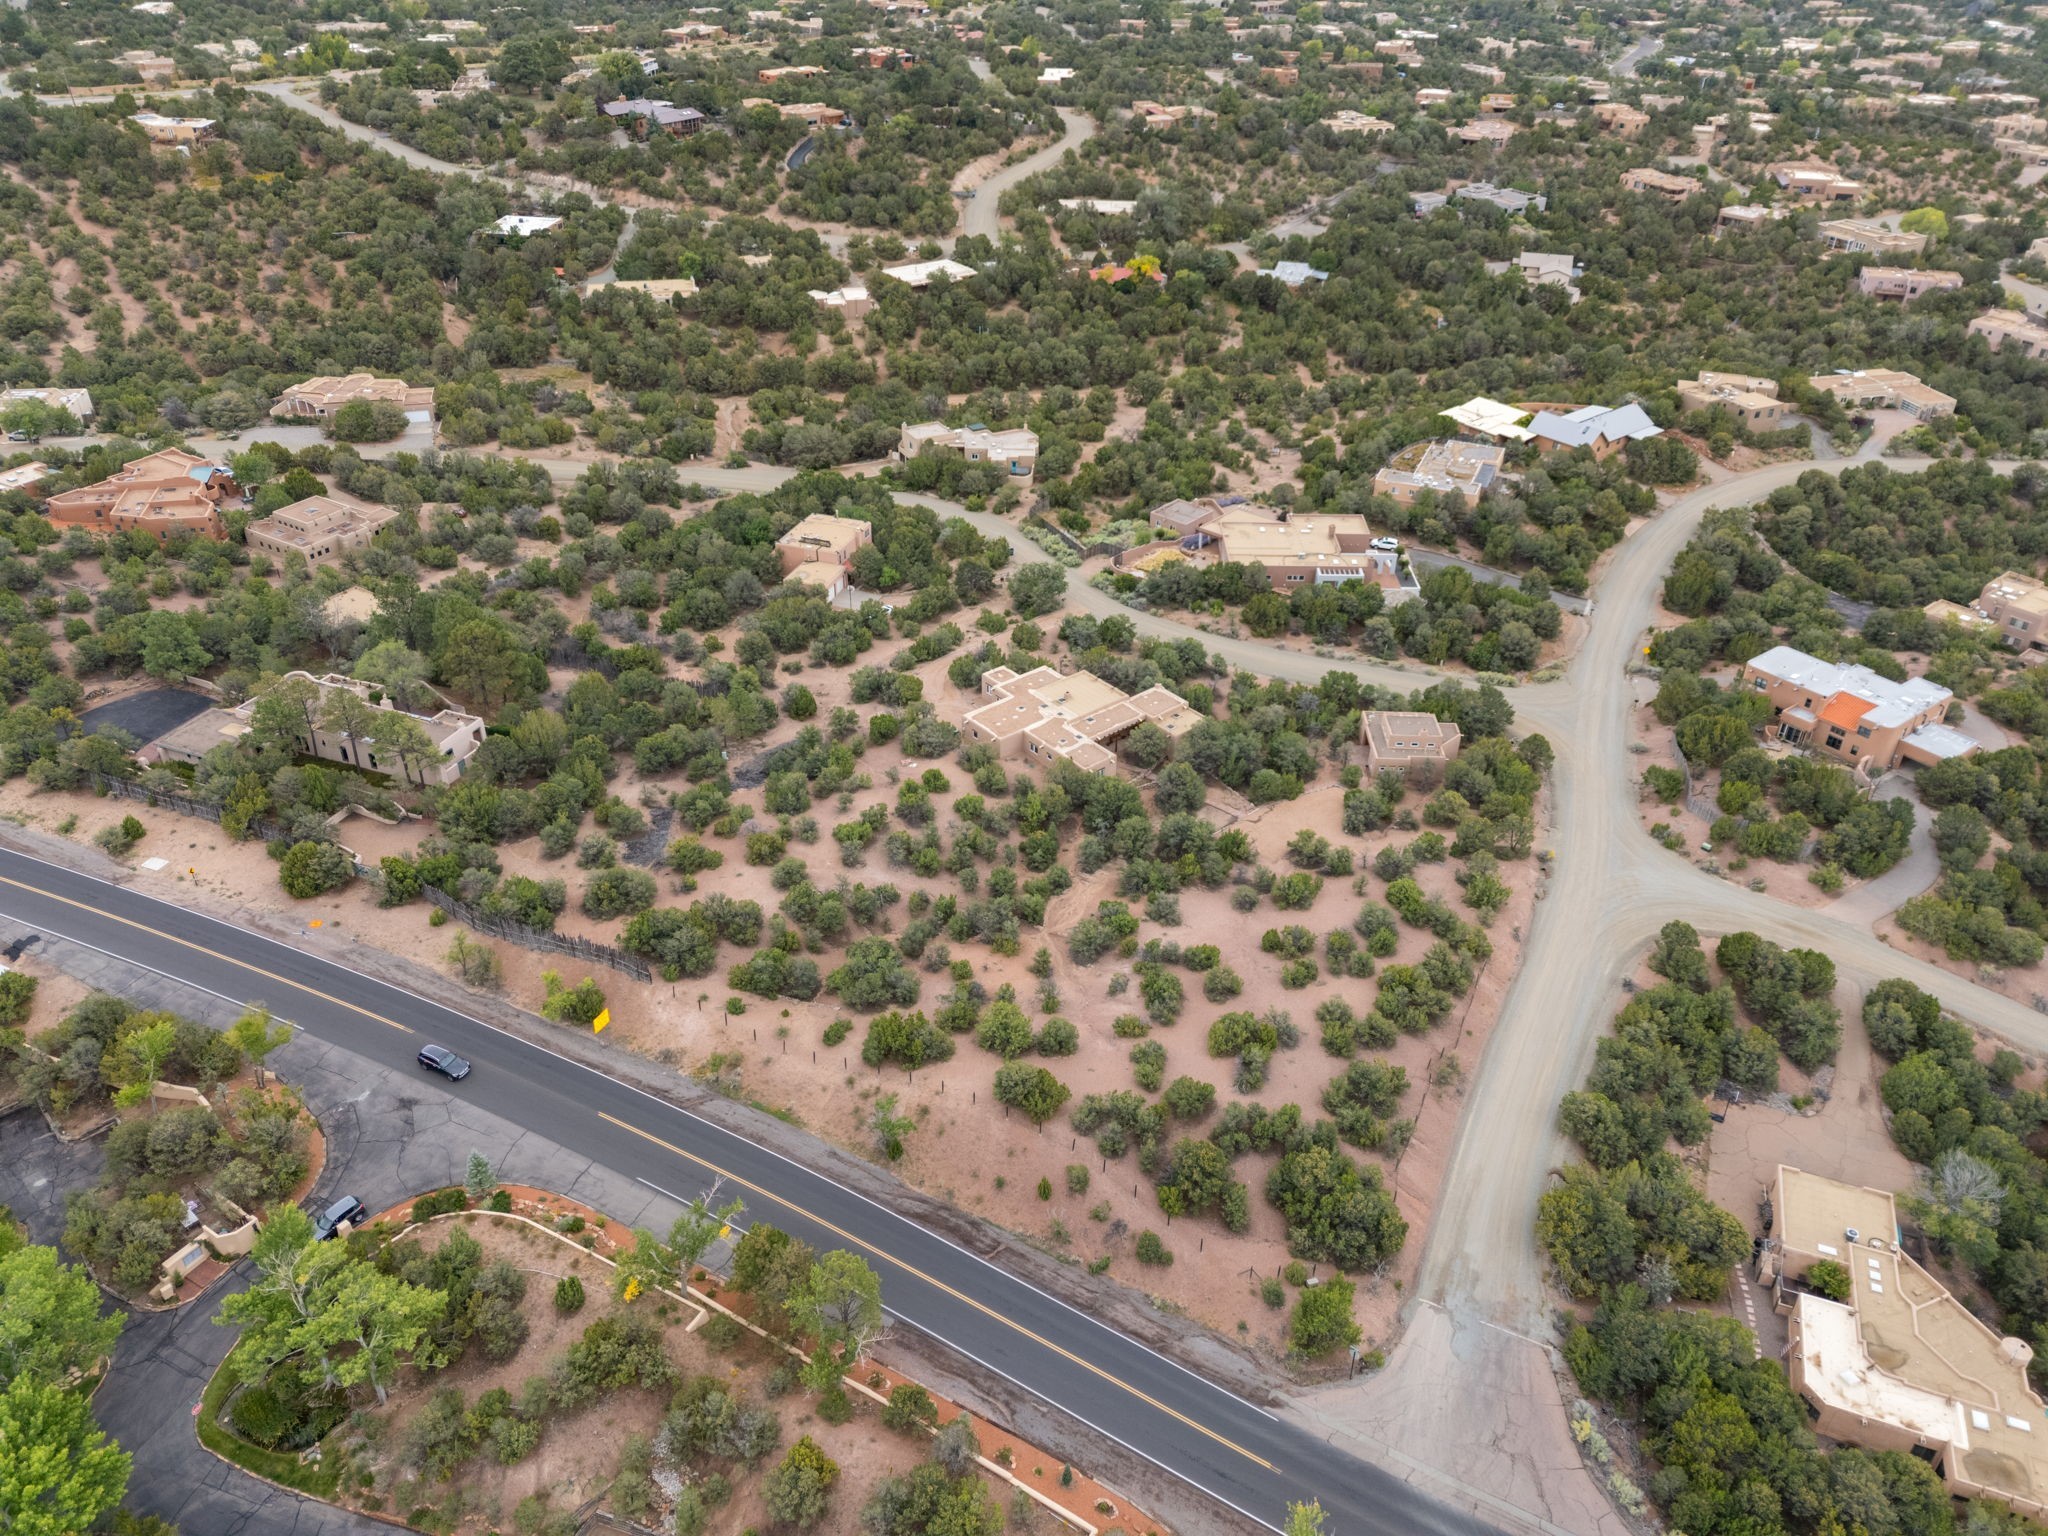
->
[4,869,1271,1470]
[0,874,415,1035]
[596,1110,1276,1471]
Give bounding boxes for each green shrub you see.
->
[992,1062,1071,1124]
[554,1275,586,1314]
[540,972,608,1029]
[0,969,35,1027]
[553,1315,678,1408]
[94,815,146,856]
[699,1313,745,1351]
[1203,965,1243,1002]
[278,840,354,899]
[763,1435,840,1528]
[228,1384,296,1448]
[1135,1230,1172,1266]
[1129,1039,1166,1092]
[881,1383,937,1433]
[1290,1278,1362,1357]
[1805,1259,1851,1301]
[1034,1017,1080,1056]
[411,1188,467,1221]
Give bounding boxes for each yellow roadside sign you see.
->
[592,1009,611,1033]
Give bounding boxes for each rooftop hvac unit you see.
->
[1845,1228,1860,1243]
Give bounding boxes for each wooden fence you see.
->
[416,886,653,982]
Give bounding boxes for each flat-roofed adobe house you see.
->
[897,422,1038,481]
[1373,439,1507,506]
[1768,159,1864,200]
[1676,372,1784,428]
[0,462,50,497]
[273,373,436,423]
[1739,643,1975,772]
[1806,368,1955,419]
[1857,268,1963,301]
[1181,505,1401,588]
[245,672,484,785]
[774,513,872,602]
[1969,310,2048,360]
[1361,711,1461,780]
[244,495,399,565]
[1591,101,1649,135]
[961,666,1196,777]
[1970,570,2048,651]
[44,448,238,542]
[1818,219,1927,256]
[1620,167,1700,200]
[1759,1166,2048,1521]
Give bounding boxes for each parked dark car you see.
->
[417,1044,471,1080]
[314,1195,367,1241]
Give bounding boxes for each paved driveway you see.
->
[0,920,695,1536]
[76,688,216,746]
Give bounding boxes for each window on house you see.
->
[1856,726,1871,738]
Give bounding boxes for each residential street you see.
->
[0,935,691,1536]
[950,106,1098,248]
[582,435,2048,1529]
[13,67,2048,1536]
[0,851,1494,1536]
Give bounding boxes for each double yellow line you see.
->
[0,873,414,1033]
[599,1111,1274,1469]
[1,867,1271,1471]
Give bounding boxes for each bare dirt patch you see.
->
[0,726,1539,1368]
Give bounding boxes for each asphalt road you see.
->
[951,107,1098,248]
[0,844,1494,1536]
[2003,268,2048,318]
[1611,34,1662,78]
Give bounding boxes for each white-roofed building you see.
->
[492,214,563,238]
[130,113,216,146]
[1255,260,1330,286]
[809,285,874,318]
[1740,644,1973,772]
[879,258,977,287]
[1440,397,1533,441]
[0,386,94,423]
[1373,439,1507,505]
